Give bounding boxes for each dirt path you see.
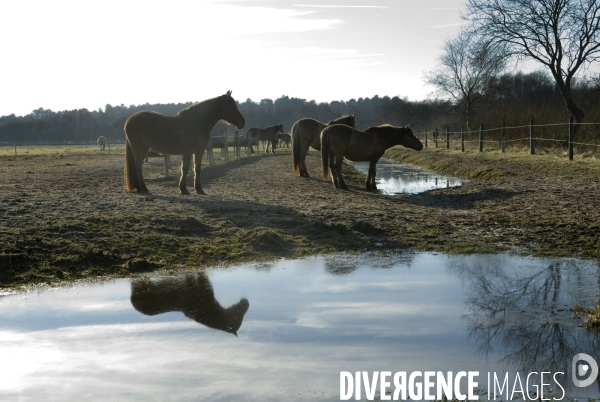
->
[1,146,599,288]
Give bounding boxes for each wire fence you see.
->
[414,118,600,160]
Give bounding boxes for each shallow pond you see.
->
[349,159,464,194]
[1,252,599,401]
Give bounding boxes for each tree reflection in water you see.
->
[448,255,600,394]
[130,271,249,336]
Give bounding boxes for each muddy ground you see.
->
[1,145,599,289]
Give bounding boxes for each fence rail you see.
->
[416,118,600,160]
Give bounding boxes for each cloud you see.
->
[294,4,389,8]
[428,22,463,29]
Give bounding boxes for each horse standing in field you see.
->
[246,124,284,153]
[321,124,423,191]
[97,136,107,150]
[130,272,250,336]
[279,133,291,148]
[291,114,356,177]
[123,91,245,195]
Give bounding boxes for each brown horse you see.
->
[247,124,284,153]
[279,133,291,148]
[130,272,250,336]
[124,91,245,195]
[291,114,356,177]
[97,136,107,150]
[321,124,423,190]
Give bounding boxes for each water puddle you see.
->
[1,252,599,401]
[348,158,464,194]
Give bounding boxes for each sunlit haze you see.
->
[0,0,466,116]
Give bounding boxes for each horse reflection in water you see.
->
[130,272,249,336]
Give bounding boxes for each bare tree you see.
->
[465,0,600,127]
[425,30,507,132]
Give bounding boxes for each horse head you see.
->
[221,90,245,129]
[223,298,250,336]
[400,125,423,151]
[330,114,357,128]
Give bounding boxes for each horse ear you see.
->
[226,90,232,96]
[405,124,410,129]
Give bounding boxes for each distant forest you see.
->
[1,71,599,145]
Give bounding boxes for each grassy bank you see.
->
[2,145,600,290]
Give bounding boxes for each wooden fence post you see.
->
[164,155,170,177]
[568,116,574,160]
[529,119,535,155]
[14,140,17,156]
[479,124,484,152]
[461,126,464,152]
[446,126,450,149]
[501,121,506,153]
[425,130,428,148]
[208,137,214,164]
[235,130,240,158]
[224,129,229,161]
[434,127,438,148]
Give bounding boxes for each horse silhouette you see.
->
[123,91,245,195]
[97,136,107,151]
[291,115,356,177]
[247,124,284,153]
[130,272,249,336]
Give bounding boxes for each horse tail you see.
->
[291,123,301,174]
[321,128,330,182]
[124,139,139,192]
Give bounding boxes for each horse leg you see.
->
[193,152,206,195]
[300,141,311,177]
[366,160,377,190]
[134,144,150,193]
[328,153,339,188]
[179,154,192,195]
[335,156,348,190]
[370,161,378,190]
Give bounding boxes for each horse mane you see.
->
[177,95,222,121]
[328,114,355,126]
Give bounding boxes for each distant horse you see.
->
[124,91,245,195]
[130,272,250,336]
[321,124,423,190]
[97,136,107,150]
[291,114,356,177]
[279,133,291,148]
[247,124,283,153]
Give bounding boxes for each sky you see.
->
[0,0,468,117]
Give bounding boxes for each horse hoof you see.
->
[180,189,190,195]
[195,188,206,195]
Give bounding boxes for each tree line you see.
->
[1,70,598,146]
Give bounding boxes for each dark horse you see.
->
[291,115,356,177]
[247,124,283,153]
[279,133,291,148]
[130,272,250,336]
[321,124,423,190]
[124,91,245,195]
